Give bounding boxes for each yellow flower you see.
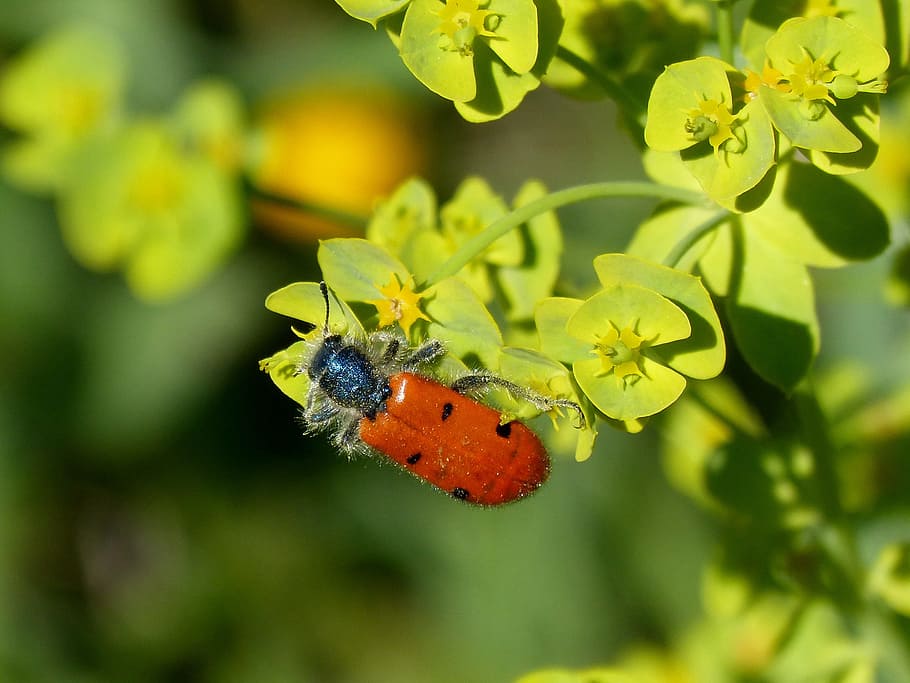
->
[368,274,431,336]
[743,64,788,101]
[686,97,738,154]
[436,0,497,44]
[594,324,646,386]
[785,51,837,104]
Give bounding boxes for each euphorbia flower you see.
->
[368,273,431,337]
[783,50,837,104]
[566,284,692,420]
[686,97,739,153]
[400,0,538,106]
[436,0,497,51]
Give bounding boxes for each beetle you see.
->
[296,282,583,506]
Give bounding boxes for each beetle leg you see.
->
[401,339,446,370]
[451,371,586,428]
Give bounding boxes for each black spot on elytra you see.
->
[406,452,422,465]
[452,487,470,500]
[441,402,454,421]
[495,422,512,438]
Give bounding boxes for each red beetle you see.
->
[296,283,582,506]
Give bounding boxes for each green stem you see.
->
[661,210,729,268]
[245,181,369,231]
[715,0,736,66]
[554,46,647,123]
[424,181,708,286]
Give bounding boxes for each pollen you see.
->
[369,274,431,337]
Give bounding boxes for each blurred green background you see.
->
[2,2,908,682]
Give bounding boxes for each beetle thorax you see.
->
[309,335,392,418]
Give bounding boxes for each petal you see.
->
[567,284,692,347]
[574,355,687,420]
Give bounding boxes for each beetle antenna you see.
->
[319,281,331,334]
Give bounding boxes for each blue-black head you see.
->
[308,283,391,419]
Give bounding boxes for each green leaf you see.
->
[454,41,540,122]
[408,230,453,285]
[594,254,726,380]
[534,297,589,364]
[662,378,766,510]
[496,346,579,422]
[317,238,411,301]
[644,56,735,152]
[626,203,721,271]
[641,148,704,193]
[366,176,438,256]
[703,435,792,521]
[424,276,502,367]
[682,98,776,201]
[483,0,538,74]
[334,0,410,26]
[697,218,735,296]
[758,86,860,153]
[574,354,687,421]
[529,0,564,75]
[726,223,820,391]
[265,281,363,334]
[742,161,889,267]
[497,180,562,320]
[399,0,478,102]
[259,340,312,408]
[806,94,881,174]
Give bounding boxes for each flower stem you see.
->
[662,210,729,269]
[715,0,736,66]
[424,182,708,286]
[554,46,647,124]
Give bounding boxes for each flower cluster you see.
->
[645,16,889,204]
